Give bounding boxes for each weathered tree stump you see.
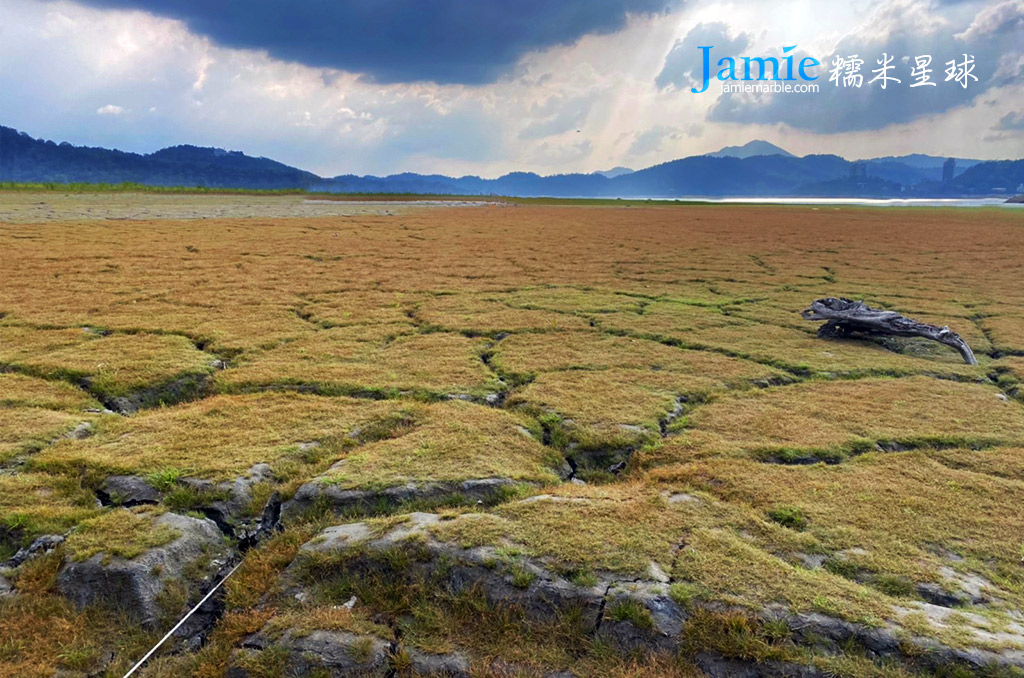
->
[801,297,977,365]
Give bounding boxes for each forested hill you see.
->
[2,126,1019,197]
[0,126,319,189]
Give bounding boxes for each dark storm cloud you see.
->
[706,0,1024,134]
[73,0,675,84]
[656,22,751,90]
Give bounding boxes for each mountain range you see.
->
[2,125,1021,198]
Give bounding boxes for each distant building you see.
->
[942,158,956,184]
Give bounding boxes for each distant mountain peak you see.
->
[592,166,634,178]
[708,140,794,159]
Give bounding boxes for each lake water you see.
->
[699,197,1023,208]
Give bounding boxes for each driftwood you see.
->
[801,297,977,365]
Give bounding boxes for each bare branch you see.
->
[802,298,977,365]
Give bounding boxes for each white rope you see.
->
[122,560,242,678]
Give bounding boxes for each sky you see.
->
[0,0,1022,177]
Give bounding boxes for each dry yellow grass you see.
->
[0,472,101,555]
[0,374,100,411]
[217,330,502,398]
[982,314,1024,355]
[314,400,564,489]
[654,376,1024,464]
[493,330,777,377]
[32,392,391,480]
[0,407,92,462]
[0,326,213,398]
[416,293,592,334]
[0,593,153,678]
[431,481,895,623]
[654,450,1024,613]
[64,507,180,563]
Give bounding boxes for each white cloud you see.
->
[956,0,1024,41]
[96,104,125,115]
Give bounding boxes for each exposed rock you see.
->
[567,444,634,473]
[837,547,869,558]
[916,582,964,608]
[695,652,826,678]
[485,658,573,677]
[228,629,389,677]
[937,565,991,604]
[96,465,278,541]
[291,511,693,658]
[6,533,65,567]
[203,463,276,534]
[407,648,470,676]
[598,581,686,652]
[893,602,1024,668]
[647,560,670,584]
[0,572,12,596]
[228,628,472,677]
[150,464,277,539]
[295,512,610,630]
[766,605,1024,671]
[283,476,525,521]
[57,512,232,629]
[514,494,588,505]
[772,610,901,659]
[794,553,826,570]
[664,491,700,504]
[280,513,1024,673]
[236,491,282,551]
[64,421,94,440]
[98,476,161,506]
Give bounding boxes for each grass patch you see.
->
[315,400,564,490]
[656,377,1024,463]
[0,326,214,400]
[766,505,808,531]
[606,599,655,629]
[65,508,179,563]
[32,392,401,481]
[217,330,503,398]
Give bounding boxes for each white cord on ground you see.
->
[122,560,242,678]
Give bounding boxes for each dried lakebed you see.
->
[1,198,1024,677]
